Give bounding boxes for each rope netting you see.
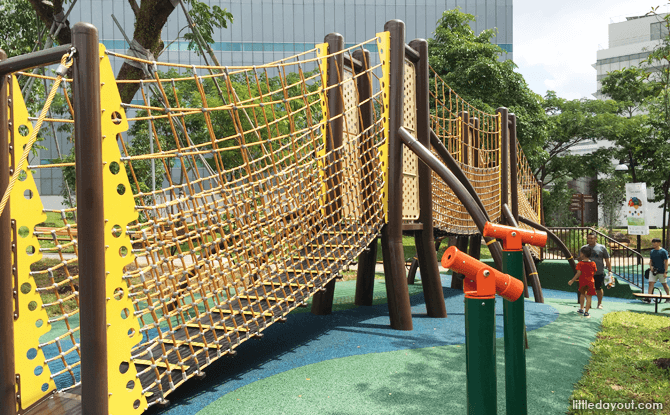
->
[8,32,545,411]
[15,38,387,406]
[516,140,543,256]
[429,68,502,235]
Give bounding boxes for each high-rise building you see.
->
[33,0,514,205]
[593,12,666,98]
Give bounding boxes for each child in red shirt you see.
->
[568,246,597,317]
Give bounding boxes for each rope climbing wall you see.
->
[12,36,388,410]
[429,68,502,235]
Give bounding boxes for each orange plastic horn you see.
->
[482,222,547,251]
[441,246,523,301]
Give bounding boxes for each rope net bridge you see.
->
[0,20,545,415]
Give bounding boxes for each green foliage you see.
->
[597,174,627,232]
[538,91,620,187]
[427,9,547,158]
[182,1,233,53]
[0,0,42,57]
[601,67,658,117]
[543,178,577,227]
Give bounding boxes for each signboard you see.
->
[625,183,649,235]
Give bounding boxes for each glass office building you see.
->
[35,0,513,203]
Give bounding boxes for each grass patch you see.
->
[569,311,670,414]
[30,258,79,318]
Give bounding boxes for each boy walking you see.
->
[646,238,670,303]
[569,246,597,317]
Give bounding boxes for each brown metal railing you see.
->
[544,227,645,290]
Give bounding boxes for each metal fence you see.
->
[544,227,645,290]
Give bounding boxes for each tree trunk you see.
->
[28,0,72,45]
[28,0,177,104]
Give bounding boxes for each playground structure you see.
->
[0,19,547,415]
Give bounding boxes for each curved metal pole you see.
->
[399,126,503,269]
[519,215,576,272]
[502,204,544,303]
[429,129,502,269]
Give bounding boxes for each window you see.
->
[651,22,670,40]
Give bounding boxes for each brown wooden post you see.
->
[353,48,378,306]
[0,49,17,415]
[409,38,446,318]
[509,113,519,221]
[380,20,413,330]
[450,236,469,290]
[497,107,509,223]
[312,33,345,316]
[459,111,469,165]
[472,117,480,168]
[72,23,108,415]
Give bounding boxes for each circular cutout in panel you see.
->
[18,226,30,238]
[41,383,49,392]
[18,170,27,182]
[126,380,135,390]
[28,301,38,311]
[120,308,130,319]
[133,399,141,410]
[111,111,123,125]
[109,161,120,175]
[117,184,126,195]
[119,246,128,257]
[119,361,129,374]
[18,125,29,137]
[34,365,43,376]
[27,348,37,360]
[111,225,122,238]
[35,319,43,328]
[113,287,124,300]
[24,189,33,200]
[20,282,31,294]
[127,328,135,338]
[26,245,35,255]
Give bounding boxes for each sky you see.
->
[513,0,670,100]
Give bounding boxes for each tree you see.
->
[0,0,43,57]
[427,9,547,157]
[24,0,232,103]
[536,91,618,188]
[599,9,670,247]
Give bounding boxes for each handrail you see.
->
[0,44,72,76]
[518,217,576,272]
[398,126,503,269]
[544,226,644,290]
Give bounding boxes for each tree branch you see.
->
[27,0,71,45]
[128,0,141,17]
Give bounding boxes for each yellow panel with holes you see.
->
[98,45,147,414]
[376,32,390,222]
[9,74,55,411]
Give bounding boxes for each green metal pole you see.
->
[465,297,497,415]
[502,250,526,414]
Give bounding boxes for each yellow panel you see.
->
[316,42,328,216]
[9,75,55,411]
[376,31,390,222]
[98,45,147,414]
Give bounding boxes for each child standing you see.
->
[568,246,597,317]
